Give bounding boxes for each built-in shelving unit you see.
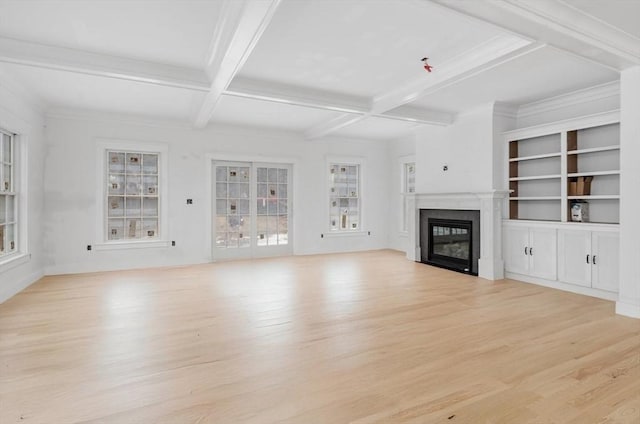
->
[506,113,620,224]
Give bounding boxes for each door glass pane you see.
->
[0,196,5,223]
[216,165,250,249]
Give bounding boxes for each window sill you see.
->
[93,240,172,251]
[0,253,31,272]
[323,231,370,238]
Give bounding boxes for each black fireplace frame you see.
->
[427,218,474,275]
[419,209,480,275]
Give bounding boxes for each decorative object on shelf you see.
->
[568,176,593,196]
[571,201,589,222]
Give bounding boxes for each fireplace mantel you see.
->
[406,191,510,280]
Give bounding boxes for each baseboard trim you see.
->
[615,301,640,319]
[504,272,618,302]
[0,269,44,304]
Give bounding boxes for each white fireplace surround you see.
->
[406,191,510,280]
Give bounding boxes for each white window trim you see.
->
[0,129,29,271]
[399,155,416,236]
[94,139,169,249]
[325,155,365,236]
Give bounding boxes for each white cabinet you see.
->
[592,232,619,292]
[504,225,557,280]
[557,230,619,292]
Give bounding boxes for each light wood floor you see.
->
[1,250,638,423]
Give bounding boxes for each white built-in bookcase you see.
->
[505,111,620,224]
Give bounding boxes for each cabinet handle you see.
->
[529,247,533,256]
[586,254,590,264]
[593,255,597,265]
[524,247,528,255]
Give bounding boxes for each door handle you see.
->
[529,247,533,256]
[593,255,597,265]
[586,254,590,264]
[524,247,528,255]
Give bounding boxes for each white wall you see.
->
[0,74,46,302]
[415,104,495,194]
[43,113,390,274]
[617,67,640,318]
[387,134,416,252]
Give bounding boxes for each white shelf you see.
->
[568,195,620,200]
[509,174,561,182]
[509,196,562,201]
[567,145,620,155]
[509,152,561,162]
[568,171,620,177]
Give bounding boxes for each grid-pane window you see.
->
[106,151,159,241]
[0,131,16,257]
[257,166,288,246]
[329,163,360,231]
[405,163,415,193]
[401,162,415,232]
[215,165,251,248]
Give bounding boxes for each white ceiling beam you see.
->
[304,114,367,140]
[433,0,640,69]
[305,35,534,139]
[225,76,369,114]
[377,105,454,125]
[0,36,210,91]
[193,0,282,128]
[225,77,456,126]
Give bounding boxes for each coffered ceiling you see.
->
[0,0,637,140]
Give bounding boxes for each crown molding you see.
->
[493,102,518,119]
[517,80,620,119]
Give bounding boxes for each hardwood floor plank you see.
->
[1,250,638,423]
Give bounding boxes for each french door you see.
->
[213,161,292,259]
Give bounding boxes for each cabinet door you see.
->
[529,228,557,280]
[557,230,591,287]
[592,232,619,292]
[503,226,530,275]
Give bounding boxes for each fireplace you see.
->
[420,209,480,275]
[407,192,508,280]
[428,218,473,274]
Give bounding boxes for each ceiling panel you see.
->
[0,0,219,68]
[240,0,516,98]
[0,63,202,120]
[211,95,346,132]
[409,46,619,113]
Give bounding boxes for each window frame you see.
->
[399,156,416,234]
[95,139,169,250]
[326,156,365,235]
[0,129,18,260]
